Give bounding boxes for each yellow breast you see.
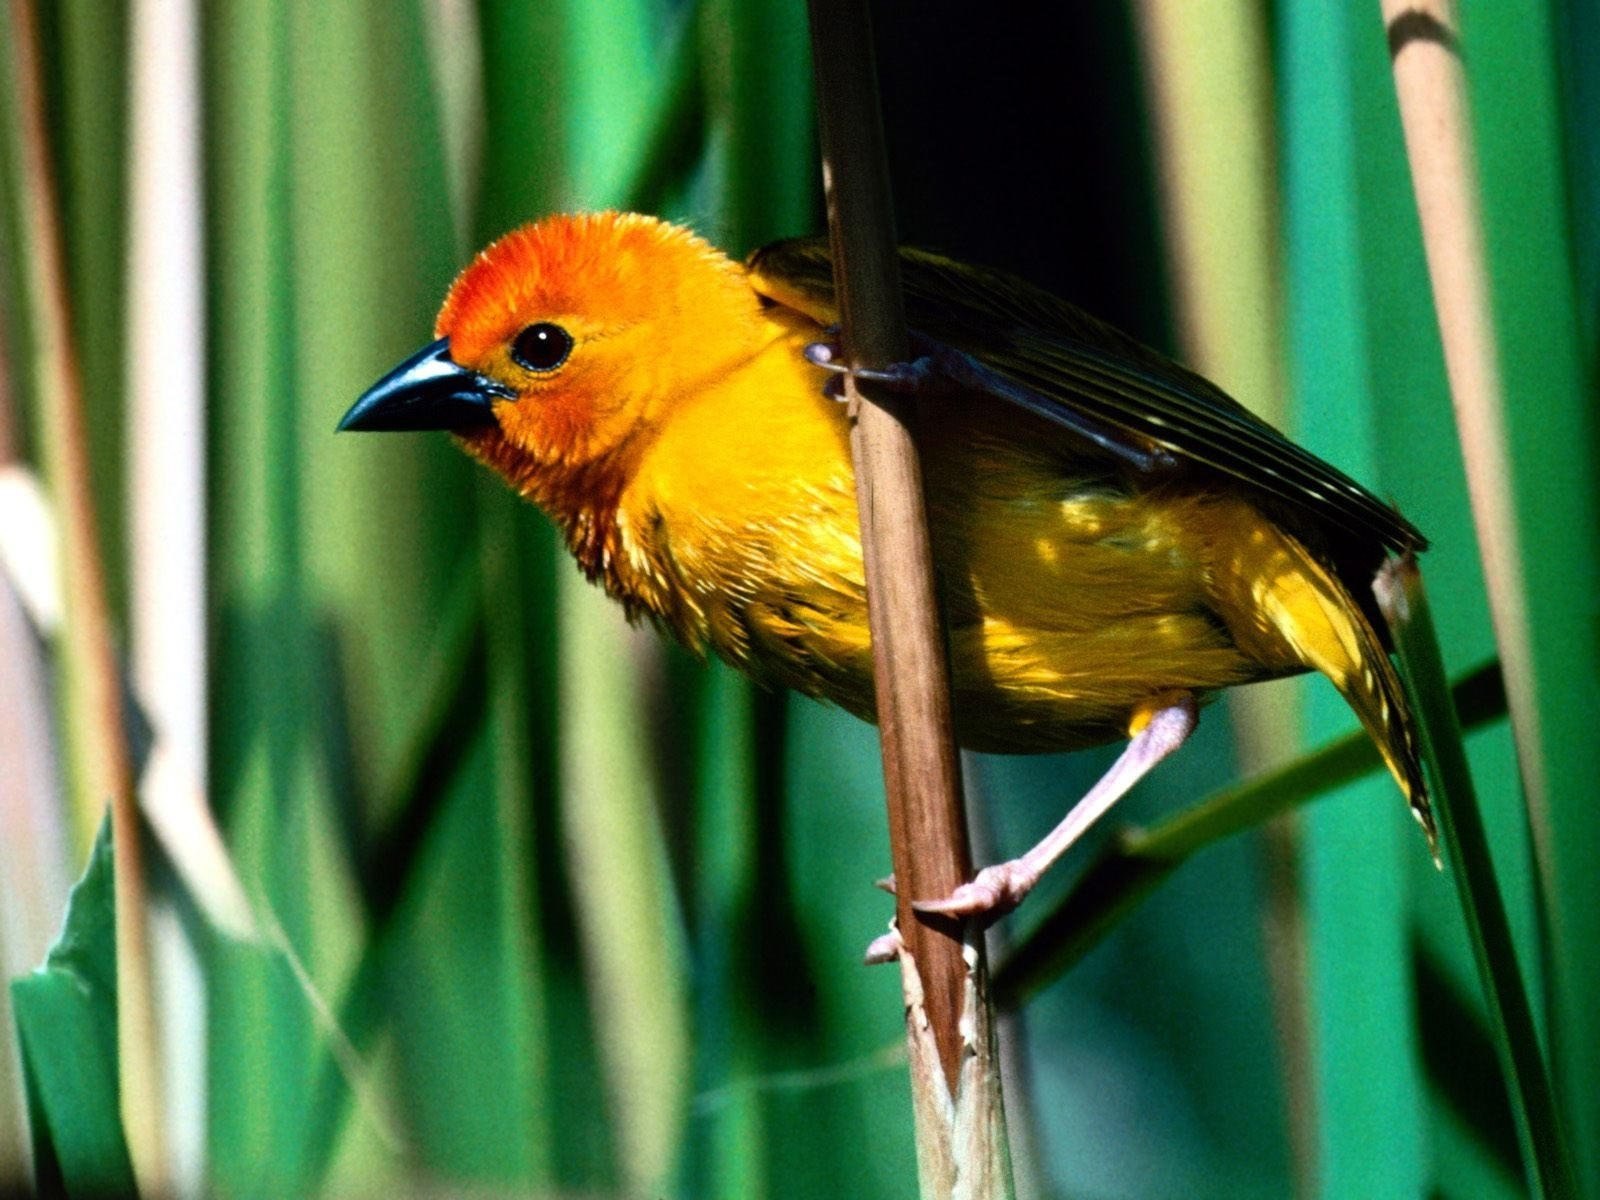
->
[610,316,1276,753]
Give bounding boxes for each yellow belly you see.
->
[613,328,1277,753]
[516,309,1424,831]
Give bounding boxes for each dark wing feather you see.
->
[747,238,1426,555]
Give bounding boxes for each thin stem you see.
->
[807,6,1012,1197]
[5,0,167,1190]
[805,0,973,1090]
[1376,561,1575,1199]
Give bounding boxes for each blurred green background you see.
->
[1,1,1595,1197]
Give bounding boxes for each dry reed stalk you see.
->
[1378,3,1539,843]
[7,0,169,1189]
[807,0,1012,1193]
[125,0,210,1188]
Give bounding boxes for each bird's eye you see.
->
[510,322,573,373]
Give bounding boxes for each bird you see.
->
[340,210,1433,919]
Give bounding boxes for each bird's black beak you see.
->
[338,337,512,433]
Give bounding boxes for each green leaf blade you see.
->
[10,821,136,1198]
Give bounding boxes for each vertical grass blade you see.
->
[125,0,209,1188]
[558,582,692,1193]
[32,0,132,634]
[127,0,206,812]
[1132,1,1283,427]
[420,0,484,251]
[686,4,811,1195]
[0,561,60,1190]
[5,0,131,855]
[1399,6,1600,1188]
[203,2,317,1185]
[1377,561,1575,1198]
[702,0,813,248]
[1557,0,1600,356]
[684,662,768,1200]
[0,307,73,1188]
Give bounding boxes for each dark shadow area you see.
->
[1411,934,1522,1183]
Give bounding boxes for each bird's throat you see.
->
[456,428,631,587]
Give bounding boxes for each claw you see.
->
[863,924,904,966]
[911,695,1198,923]
[806,332,1174,473]
[911,861,1037,922]
[803,341,938,392]
[804,342,850,401]
[804,340,843,370]
[875,874,896,895]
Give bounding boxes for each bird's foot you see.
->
[806,329,979,404]
[864,877,898,963]
[807,328,1177,473]
[907,694,1197,924]
[911,860,1038,922]
[803,340,944,401]
[863,923,904,966]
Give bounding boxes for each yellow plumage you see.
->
[346,211,1435,887]
[598,315,1414,774]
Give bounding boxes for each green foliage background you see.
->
[0,2,1595,1197]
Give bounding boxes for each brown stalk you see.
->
[805,0,972,1091]
[6,0,168,1190]
[806,8,1011,1195]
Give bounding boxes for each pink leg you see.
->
[914,694,1198,921]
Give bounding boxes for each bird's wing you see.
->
[746,238,1425,555]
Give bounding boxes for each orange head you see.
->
[341,212,767,525]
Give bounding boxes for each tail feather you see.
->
[1218,519,1436,854]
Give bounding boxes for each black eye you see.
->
[511,322,573,372]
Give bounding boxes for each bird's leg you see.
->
[803,334,1175,473]
[913,692,1198,921]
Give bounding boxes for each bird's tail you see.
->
[1219,515,1435,855]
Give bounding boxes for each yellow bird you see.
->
[341,211,1431,917]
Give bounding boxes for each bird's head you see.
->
[341,212,765,503]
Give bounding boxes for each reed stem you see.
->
[807,2,1011,1194]
[6,0,167,1190]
